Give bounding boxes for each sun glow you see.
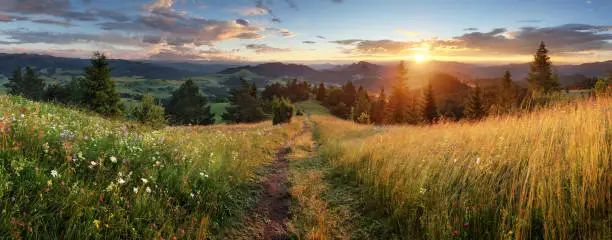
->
[413,54,428,63]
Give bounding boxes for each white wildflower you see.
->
[476,157,481,164]
[141,178,148,183]
[117,178,126,184]
[419,187,427,195]
[110,156,118,163]
[199,172,204,176]
[190,193,195,198]
[133,187,139,193]
[204,174,209,178]
[145,187,151,193]
[90,161,97,166]
[50,169,58,178]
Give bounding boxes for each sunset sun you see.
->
[413,54,428,63]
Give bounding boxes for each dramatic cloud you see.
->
[463,28,478,31]
[331,24,612,57]
[0,14,29,22]
[0,30,145,47]
[236,19,249,26]
[303,41,316,44]
[245,44,290,53]
[266,28,296,38]
[331,0,344,3]
[87,9,130,22]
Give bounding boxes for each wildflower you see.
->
[35,167,39,172]
[20,113,25,118]
[61,181,65,186]
[133,187,139,193]
[90,161,97,166]
[146,187,152,193]
[84,136,89,140]
[110,156,118,163]
[117,178,126,185]
[51,170,58,178]
[155,161,161,166]
[190,193,195,198]
[93,219,101,229]
[78,152,84,159]
[205,174,209,178]
[453,158,457,163]
[141,178,148,183]
[122,158,127,164]
[452,230,459,236]
[464,223,469,227]
[476,157,481,164]
[419,187,427,195]
[200,172,204,176]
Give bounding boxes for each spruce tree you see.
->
[272,97,294,125]
[249,82,258,99]
[223,79,266,123]
[527,41,560,93]
[371,88,386,124]
[465,84,485,120]
[342,81,357,107]
[420,82,437,124]
[22,67,45,101]
[498,70,515,112]
[316,82,326,101]
[353,90,371,122]
[166,79,215,125]
[385,61,409,124]
[81,52,123,117]
[5,67,23,95]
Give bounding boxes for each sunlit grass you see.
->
[313,98,612,239]
[0,95,302,239]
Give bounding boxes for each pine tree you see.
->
[45,83,72,104]
[353,89,371,122]
[81,52,123,117]
[420,82,437,124]
[135,95,167,129]
[498,70,515,112]
[5,67,23,95]
[316,82,326,101]
[385,61,409,124]
[342,81,357,107]
[371,88,386,124]
[527,41,560,93]
[465,84,485,120]
[22,67,45,101]
[166,79,215,125]
[249,82,258,99]
[223,79,266,123]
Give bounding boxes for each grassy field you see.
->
[0,95,302,239]
[312,98,612,239]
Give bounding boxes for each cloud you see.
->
[396,29,420,36]
[283,0,298,10]
[245,44,291,53]
[239,7,269,16]
[31,19,74,27]
[236,18,249,26]
[87,9,130,22]
[519,20,542,23]
[331,0,344,3]
[330,24,612,57]
[463,28,478,31]
[266,28,296,38]
[317,35,327,39]
[303,41,316,44]
[271,18,282,23]
[149,46,245,61]
[0,14,29,22]
[0,29,145,47]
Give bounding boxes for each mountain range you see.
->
[1,53,611,92]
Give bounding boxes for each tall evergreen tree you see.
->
[498,70,516,112]
[342,81,357,107]
[22,67,45,101]
[371,88,386,124]
[166,79,215,125]
[527,41,560,93]
[420,82,437,124]
[249,82,258,99]
[316,82,326,101]
[385,61,410,124]
[223,79,266,123]
[353,89,371,122]
[465,84,485,120]
[81,52,123,117]
[5,67,23,95]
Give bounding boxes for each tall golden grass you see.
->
[313,98,611,239]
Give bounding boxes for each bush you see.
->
[272,97,295,125]
[134,95,167,129]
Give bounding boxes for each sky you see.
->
[0,0,611,64]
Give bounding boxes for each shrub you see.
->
[272,97,295,125]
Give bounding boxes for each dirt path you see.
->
[227,122,310,240]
